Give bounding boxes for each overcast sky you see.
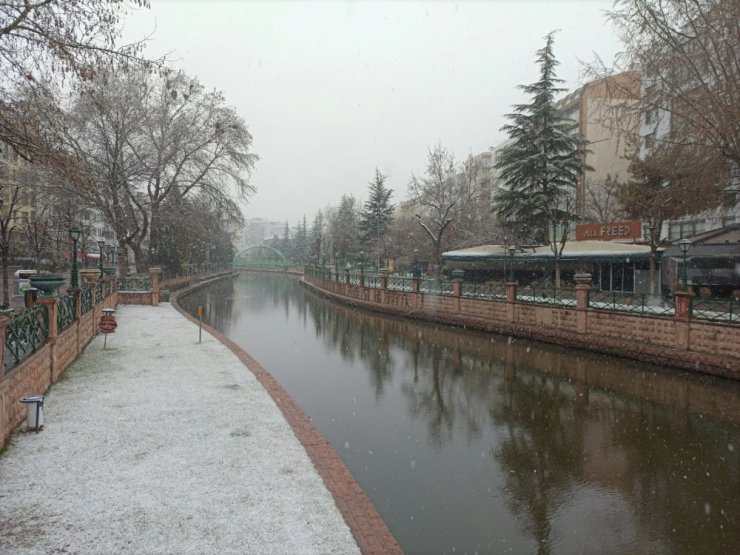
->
[123,0,622,226]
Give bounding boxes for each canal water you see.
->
[180,274,740,554]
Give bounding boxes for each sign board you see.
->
[575,221,642,241]
[196,306,203,318]
[99,315,117,334]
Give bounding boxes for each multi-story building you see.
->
[243,218,289,248]
[557,70,641,221]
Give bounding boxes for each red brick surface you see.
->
[1,280,119,447]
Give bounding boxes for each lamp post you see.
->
[359,250,365,276]
[68,225,81,288]
[508,245,517,282]
[334,251,339,282]
[412,248,420,277]
[97,239,105,278]
[678,238,692,291]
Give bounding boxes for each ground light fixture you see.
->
[678,238,693,291]
[68,225,81,288]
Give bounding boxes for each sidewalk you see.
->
[0,304,360,554]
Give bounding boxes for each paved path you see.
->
[0,304,360,554]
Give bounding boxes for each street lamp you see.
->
[97,239,105,278]
[412,248,420,277]
[68,225,81,288]
[359,250,365,276]
[334,251,339,282]
[678,238,692,291]
[508,245,517,282]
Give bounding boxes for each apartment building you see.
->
[557,70,641,221]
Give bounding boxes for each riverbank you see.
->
[300,271,740,380]
[0,304,360,553]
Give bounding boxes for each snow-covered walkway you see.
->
[0,304,359,554]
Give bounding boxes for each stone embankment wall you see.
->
[303,273,740,381]
[1,278,118,446]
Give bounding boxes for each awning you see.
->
[443,240,659,263]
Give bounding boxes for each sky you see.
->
[122,0,623,226]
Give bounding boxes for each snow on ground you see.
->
[0,304,359,554]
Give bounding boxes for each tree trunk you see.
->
[554,258,561,289]
[1,243,9,308]
[117,239,129,278]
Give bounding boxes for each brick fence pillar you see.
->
[452,278,462,297]
[506,282,518,323]
[36,296,59,385]
[452,278,462,313]
[380,270,388,290]
[36,297,58,344]
[673,291,694,350]
[574,273,592,334]
[150,267,162,306]
[412,277,422,308]
[344,270,350,285]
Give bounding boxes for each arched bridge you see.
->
[233,245,291,268]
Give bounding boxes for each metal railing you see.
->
[80,287,93,315]
[387,275,413,292]
[161,264,233,282]
[4,305,48,372]
[117,275,152,292]
[57,294,77,332]
[461,282,507,299]
[517,285,577,307]
[420,278,454,296]
[588,290,675,317]
[691,296,740,324]
[305,269,740,325]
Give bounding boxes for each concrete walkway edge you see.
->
[172,281,403,555]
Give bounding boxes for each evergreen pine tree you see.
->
[359,169,394,269]
[493,32,587,249]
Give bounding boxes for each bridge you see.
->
[233,245,292,269]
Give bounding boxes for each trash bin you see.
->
[20,395,44,431]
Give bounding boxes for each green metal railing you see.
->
[95,283,103,303]
[691,296,740,324]
[517,286,577,307]
[305,268,740,325]
[387,275,413,291]
[420,278,454,296]
[4,305,48,372]
[588,290,675,317]
[117,275,151,292]
[81,287,93,315]
[57,294,76,332]
[462,282,507,299]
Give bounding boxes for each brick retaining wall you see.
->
[303,274,740,381]
[1,278,118,447]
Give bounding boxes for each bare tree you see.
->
[131,70,257,269]
[408,145,481,269]
[593,0,740,195]
[584,175,625,222]
[0,0,151,162]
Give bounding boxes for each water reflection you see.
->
[181,274,740,554]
